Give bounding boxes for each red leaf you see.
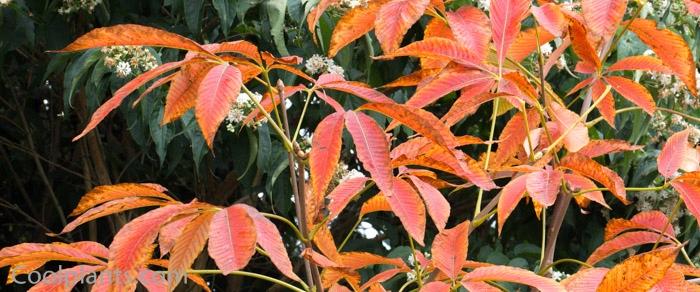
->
[604,211,675,241]
[210,41,262,64]
[319,77,395,104]
[168,211,215,288]
[241,206,303,283]
[490,0,531,72]
[493,109,541,165]
[591,79,616,127]
[409,176,450,231]
[582,0,628,41]
[375,0,430,53]
[607,55,673,74]
[671,171,700,223]
[307,0,341,42]
[526,167,563,207]
[360,268,406,291]
[69,183,172,217]
[462,266,565,292]
[532,3,566,36]
[658,129,693,178]
[162,61,215,124]
[585,231,673,265]
[508,26,556,62]
[344,111,394,197]
[27,265,101,292]
[446,6,491,61]
[441,82,498,127]
[60,197,169,234]
[568,18,601,70]
[377,37,482,68]
[137,268,168,292]
[650,265,687,291]
[313,90,346,113]
[208,205,257,274]
[559,153,629,204]
[627,19,697,96]
[577,139,643,158]
[605,76,656,115]
[158,213,197,256]
[328,1,386,57]
[195,64,243,147]
[565,173,609,209]
[561,268,609,291]
[597,247,680,291]
[566,77,595,97]
[328,177,369,220]
[406,67,492,109]
[421,281,451,292]
[431,220,470,279]
[386,177,427,245]
[73,61,185,141]
[498,175,528,234]
[382,68,443,88]
[548,102,590,152]
[310,112,346,201]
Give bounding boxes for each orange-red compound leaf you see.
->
[628,19,697,96]
[586,231,674,265]
[650,265,687,291]
[560,153,629,204]
[241,205,303,283]
[409,176,449,231]
[607,55,673,74]
[532,3,566,37]
[597,247,680,291]
[158,213,198,256]
[421,281,451,292]
[60,197,169,234]
[591,79,616,127]
[310,112,346,200]
[360,268,407,291]
[526,166,563,207]
[378,37,481,68]
[344,111,394,196]
[168,211,215,288]
[406,68,492,109]
[26,265,102,292]
[507,26,556,62]
[73,61,185,141]
[360,103,458,149]
[608,211,676,240]
[208,205,256,274]
[671,171,700,224]
[493,109,541,166]
[105,203,194,291]
[386,177,427,245]
[431,220,470,280]
[137,268,169,292]
[360,195,392,217]
[162,61,215,124]
[605,76,656,115]
[565,173,609,209]
[561,268,609,291]
[446,6,491,61]
[658,129,693,178]
[195,64,242,147]
[498,175,529,234]
[382,68,442,88]
[56,24,214,57]
[319,78,395,104]
[69,183,172,217]
[441,83,498,127]
[375,0,430,53]
[577,139,643,158]
[549,99,590,152]
[462,266,565,292]
[490,0,531,72]
[328,1,386,57]
[582,0,628,41]
[568,18,601,70]
[338,251,407,270]
[307,0,341,42]
[328,177,369,220]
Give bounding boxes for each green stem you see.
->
[537,258,593,275]
[338,217,362,251]
[186,269,307,292]
[262,70,286,131]
[408,236,423,289]
[241,85,294,151]
[653,197,682,249]
[262,212,307,242]
[538,208,547,272]
[474,97,500,218]
[292,89,314,142]
[572,183,669,197]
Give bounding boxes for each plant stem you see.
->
[292,90,314,142]
[262,212,307,242]
[538,258,593,275]
[338,217,362,251]
[474,97,500,218]
[241,85,294,151]
[186,269,306,292]
[538,208,547,272]
[653,197,682,249]
[573,183,669,196]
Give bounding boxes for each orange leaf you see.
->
[498,175,528,234]
[605,76,656,115]
[208,205,256,274]
[329,1,386,57]
[421,19,453,70]
[421,281,451,291]
[377,37,482,68]
[607,55,673,74]
[577,139,643,158]
[374,0,430,53]
[386,177,427,245]
[406,67,493,109]
[568,18,601,70]
[462,266,565,292]
[532,3,566,37]
[493,109,541,166]
[490,0,531,72]
[566,77,595,97]
[360,103,458,149]
[608,211,675,240]
[442,82,498,127]
[597,247,680,291]
[168,211,215,288]
[210,40,262,64]
[627,19,697,96]
[591,79,616,127]
[56,24,214,57]
[158,213,197,256]
[310,112,346,201]
[658,129,694,178]
[409,176,450,231]
[382,68,442,88]
[671,171,700,223]
[559,153,629,204]
[586,231,674,265]
[431,220,470,280]
[26,265,101,292]
[137,268,168,291]
[650,265,687,291]
[360,194,392,217]
[565,173,609,209]
[195,64,243,147]
[60,197,169,234]
[344,111,394,197]
[507,26,556,62]
[73,61,186,141]
[548,102,590,152]
[69,183,172,217]
[526,167,563,207]
[338,251,407,270]
[328,177,369,220]
[307,0,341,43]
[360,268,407,291]
[319,76,395,104]
[561,268,609,291]
[446,6,491,61]
[582,0,628,41]
[162,61,215,124]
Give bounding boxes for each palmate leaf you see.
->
[377,37,482,68]
[168,210,215,288]
[561,268,609,291]
[582,0,628,41]
[195,64,242,147]
[374,0,430,53]
[565,173,610,209]
[327,177,369,220]
[405,67,493,109]
[586,231,674,265]
[69,183,173,217]
[604,211,675,241]
[310,112,346,201]
[27,265,102,292]
[360,194,392,217]
[559,153,629,204]
[568,17,601,70]
[158,213,198,256]
[597,247,680,291]
[344,111,394,196]
[441,82,498,127]
[604,76,656,115]
[162,61,216,124]
[492,109,541,166]
[462,266,565,292]
[526,166,563,207]
[627,19,697,96]
[607,55,673,74]
[359,268,407,291]
[409,176,449,231]
[208,204,257,274]
[577,139,643,158]
[507,26,556,62]
[531,3,567,37]
[431,220,469,280]
[386,178,427,245]
[548,102,589,152]
[445,6,491,61]
[316,74,395,104]
[59,197,171,234]
[490,0,531,72]
[591,79,617,127]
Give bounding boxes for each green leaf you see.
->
[63,49,101,110]
[236,0,263,21]
[213,0,235,36]
[184,0,203,35]
[265,0,289,55]
[257,124,272,172]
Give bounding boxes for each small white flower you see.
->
[326,63,345,76]
[115,61,132,78]
[225,108,246,124]
[478,0,490,11]
[643,49,655,56]
[406,271,417,281]
[551,270,569,281]
[305,54,345,77]
[540,43,553,56]
[340,0,367,8]
[557,55,567,69]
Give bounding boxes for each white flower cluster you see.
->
[540,43,553,57]
[649,112,699,144]
[224,92,265,133]
[643,51,700,109]
[304,54,345,77]
[101,46,158,78]
[58,0,102,14]
[339,0,368,9]
[0,0,11,7]
[478,0,490,11]
[551,270,570,282]
[635,188,686,217]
